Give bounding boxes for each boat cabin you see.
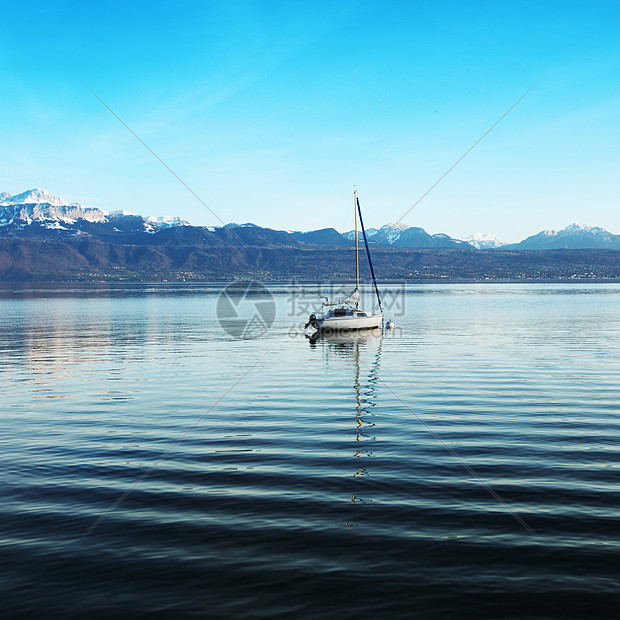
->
[327,308,370,318]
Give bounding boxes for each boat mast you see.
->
[354,189,360,310]
[356,192,383,316]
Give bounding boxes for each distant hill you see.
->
[291,228,351,246]
[151,226,228,247]
[505,223,620,250]
[210,225,299,247]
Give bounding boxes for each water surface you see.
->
[1,282,620,618]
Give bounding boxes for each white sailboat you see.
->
[305,190,384,332]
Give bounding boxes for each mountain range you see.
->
[503,223,620,250]
[2,188,620,251]
[0,188,189,241]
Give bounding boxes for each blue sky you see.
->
[1,0,619,241]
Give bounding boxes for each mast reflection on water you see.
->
[308,329,384,527]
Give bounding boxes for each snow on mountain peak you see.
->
[108,209,138,217]
[462,232,505,249]
[343,227,379,240]
[5,188,70,207]
[564,222,611,237]
[223,222,259,228]
[465,232,502,242]
[146,215,190,229]
[541,223,608,238]
[382,221,410,232]
[563,222,585,232]
[562,222,601,234]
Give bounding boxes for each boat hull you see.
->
[317,313,383,332]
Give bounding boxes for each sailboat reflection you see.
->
[308,329,383,527]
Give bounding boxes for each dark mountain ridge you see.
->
[2,237,620,282]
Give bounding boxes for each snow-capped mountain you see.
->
[343,227,379,240]
[1,190,107,227]
[344,222,408,244]
[6,188,72,207]
[342,222,469,248]
[367,222,470,248]
[391,228,471,248]
[463,233,506,249]
[144,215,190,231]
[0,188,189,236]
[507,223,620,250]
[372,222,411,244]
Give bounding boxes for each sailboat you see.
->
[305,190,384,332]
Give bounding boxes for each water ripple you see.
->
[1,282,620,618]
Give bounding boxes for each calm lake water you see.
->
[1,282,620,618]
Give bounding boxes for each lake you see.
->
[1,281,620,618]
